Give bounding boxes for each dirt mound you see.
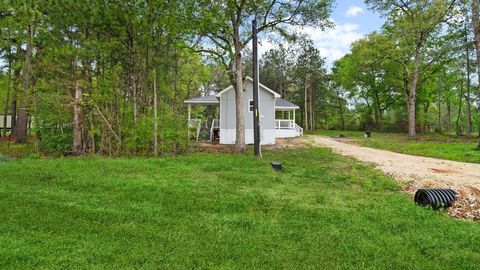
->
[269,138,308,149]
[449,186,480,221]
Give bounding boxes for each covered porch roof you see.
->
[184,96,219,106]
[275,98,299,111]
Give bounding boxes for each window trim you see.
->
[248,99,254,113]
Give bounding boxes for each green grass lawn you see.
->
[1,147,480,269]
[313,130,480,164]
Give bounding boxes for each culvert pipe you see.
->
[414,189,457,209]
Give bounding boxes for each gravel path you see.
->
[309,136,480,220]
[310,136,480,188]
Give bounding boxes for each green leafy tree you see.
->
[333,33,403,130]
[190,0,333,152]
[366,0,456,138]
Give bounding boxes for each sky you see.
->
[0,1,384,72]
[259,0,386,69]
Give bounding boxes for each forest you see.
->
[1,0,480,156]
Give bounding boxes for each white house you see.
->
[0,115,12,130]
[0,115,34,133]
[184,77,302,145]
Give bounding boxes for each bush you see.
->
[34,92,73,154]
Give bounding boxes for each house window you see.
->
[249,100,254,112]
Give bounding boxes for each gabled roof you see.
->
[183,96,219,105]
[275,98,299,110]
[215,77,281,98]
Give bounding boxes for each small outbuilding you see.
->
[184,77,302,144]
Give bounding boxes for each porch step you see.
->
[294,123,303,136]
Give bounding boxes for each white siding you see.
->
[220,129,276,145]
[219,81,276,145]
[0,115,12,129]
[275,129,297,138]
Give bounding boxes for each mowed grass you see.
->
[314,129,480,164]
[1,148,480,269]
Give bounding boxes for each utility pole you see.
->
[252,19,261,157]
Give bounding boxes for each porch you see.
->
[274,98,303,137]
[188,118,219,142]
[185,96,220,142]
[275,119,303,137]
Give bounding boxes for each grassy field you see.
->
[313,130,480,164]
[1,147,480,268]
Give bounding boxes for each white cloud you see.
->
[255,21,365,69]
[346,5,365,18]
[258,39,276,57]
[300,22,364,67]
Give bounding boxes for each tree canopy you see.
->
[3,0,480,155]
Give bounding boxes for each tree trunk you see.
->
[232,19,246,153]
[338,97,345,130]
[2,90,8,138]
[15,17,35,143]
[466,76,473,137]
[456,80,463,135]
[446,95,451,133]
[374,91,382,130]
[172,50,180,152]
[408,49,421,139]
[472,0,480,147]
[423,103,429,131]
[10,92,16,132]
[132,74,138,124]
[11,46,21,133]
[407,94,417,138]
[437,95,442,133]
[153,69,158,156]
[3,53,11,138]
[300,106,304,129]
[304,77,308,131]
[466,90,473,137]
[72,80,83,155]
[310,83,315,130]
[465,19,473,137]
[15,103,28,143]
[89,111,95,154]
[373,105,380,130]
[402,67,410,133]
[233,64,246,153]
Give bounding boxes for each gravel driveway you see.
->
[309,136,480,220]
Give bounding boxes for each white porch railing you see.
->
[209,119,220,141]
[275,119,295,129]
[294,123,304,136]
[212,119,220,129]
[188,118,201,128]
[275,119,303,136]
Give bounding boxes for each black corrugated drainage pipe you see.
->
[414,189,457,210]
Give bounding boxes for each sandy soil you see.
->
[194,138,308,153]
[309,136,480,220]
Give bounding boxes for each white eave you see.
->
[215,77,281,98]
[183,96,219,105]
